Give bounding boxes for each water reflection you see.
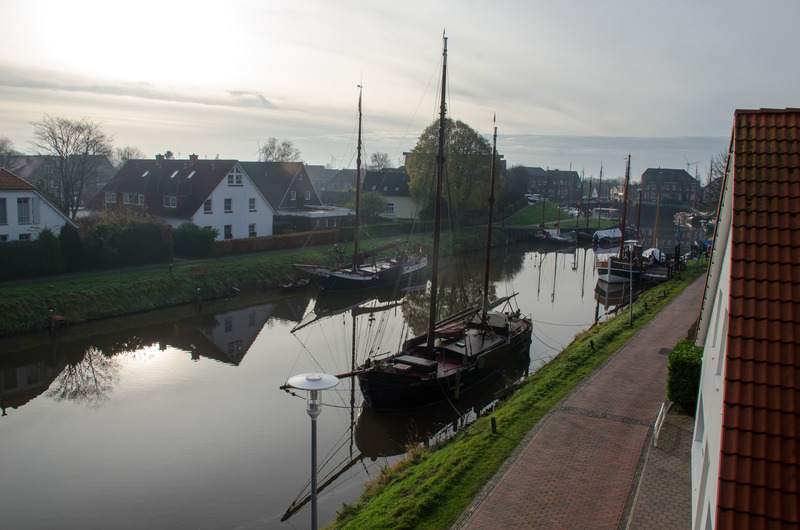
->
[0,243,612,528]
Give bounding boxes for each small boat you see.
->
[292,87,427,291]
[356,36,533,411]
[596,156,644,284]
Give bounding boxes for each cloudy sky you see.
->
[1,0,798,181]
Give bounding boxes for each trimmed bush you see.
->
[173,223,217,258]
[667,339,704,415]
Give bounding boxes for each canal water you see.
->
[0,220,711,528]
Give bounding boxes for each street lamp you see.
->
[284,373,339,530]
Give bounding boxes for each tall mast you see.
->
[481,115,498,324]
[618,154,631,257]
[353,86,363,265]
[597,164,603,228]
[426,33,447,353]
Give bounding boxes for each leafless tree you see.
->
[46,347,120,406]
[367,152,391,171]
[113,145,146,167]
[31,115,114,218]
[0,135,20,169]
[258,137,302,162]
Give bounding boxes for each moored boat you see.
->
[356,36,533,411]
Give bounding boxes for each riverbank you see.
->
[327,262,707,529]
[0,226,509,336]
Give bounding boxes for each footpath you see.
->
[453,276,705,529]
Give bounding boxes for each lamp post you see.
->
[285,373,339,530]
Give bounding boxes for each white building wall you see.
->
[181,167,274,240]
[0,189,73,242]
[380,196,418,220]
[692,232,732,530]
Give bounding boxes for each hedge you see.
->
[666,339,704,415]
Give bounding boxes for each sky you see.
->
[1,0,798,183]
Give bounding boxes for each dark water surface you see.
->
[0,222,710,528]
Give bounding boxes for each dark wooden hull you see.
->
[357,323,532,411]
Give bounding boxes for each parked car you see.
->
[525,194,542,203]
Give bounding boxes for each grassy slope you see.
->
[329,264,706,529]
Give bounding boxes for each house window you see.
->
[163,196,177,208]
[138,194,145,205]
[227,167,243,185]
[290,190,296,201]
[105,192,116,204]
[332,219,337,227]
[305,191,311,200]
[0,235,6,242]
[17,198,31,224]
[224,198,232,212]
[386,202,395,216]
[0,198,6,224]
[248,223,256,237]
[19,233,31,241]
[204,199,212,213]
[249,198,256,211]
[224,225,232,239]
[123,193,131,204]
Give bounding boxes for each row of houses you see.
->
[2,148,714,244]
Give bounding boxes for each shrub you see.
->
[173,223,218,258]
[59,222,83,272]
[667,339,704,415]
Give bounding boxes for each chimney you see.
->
[189,153,199,165]
[155,154,165,167]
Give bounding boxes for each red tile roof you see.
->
[720,108,800,528]
[0,168,36,190]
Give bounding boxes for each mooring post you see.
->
[491,417,497,434]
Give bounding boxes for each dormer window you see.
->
[305,191,310,200]
[227,167,243,186]
[290,190,296,201]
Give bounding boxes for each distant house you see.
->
[640,168,699,203]
[515,167,581,200]
[692,108,800,529]
[95,155,275,240]
[239,161,351,230]
[11,154,116,208]
[361,169,418,220]
[0,168,78,242]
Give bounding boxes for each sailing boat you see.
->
[292,87,426,290]
[355,36,533,411]
[596,154,642,284]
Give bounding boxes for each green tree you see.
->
[358,191,387,224]
[406,119,502,221]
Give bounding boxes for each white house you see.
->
[95,155,275,241]
[691,108,800,529]
[0,168,78,242]
[361,169,419,220]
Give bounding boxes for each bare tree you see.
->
[258,137,302,162]
[113,145,146,167]
[368,152,391,171]
[31,115,114,218]
[700,149,729,208]
[0,135,20,169]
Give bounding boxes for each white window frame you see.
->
[305,190,311,200]
[105,192,116,204]
[248,198,256,212]
[248,223,256,238]
[290,190,297,201]
[204,199,212,213]
[224,225,232,239]
[17,198,31,224]
[224,198,232,212]
[0,198,6,225]
[227,167,243,186]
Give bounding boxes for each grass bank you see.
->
[328,264,707,529]
[0,227,495,336]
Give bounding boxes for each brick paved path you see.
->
[454,277,705,529]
